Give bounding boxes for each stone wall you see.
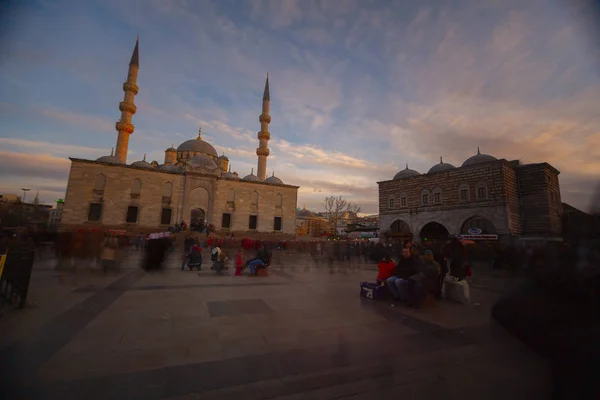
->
[60,159,299,236]
[212,179,297,235]
[517,163,562,235]
[502,163,522,235]
[61,160,184,230]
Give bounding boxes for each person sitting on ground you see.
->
[406,250,440,308]
[386,247,417,301]
[377,256,396,284]
[246,244,270,276]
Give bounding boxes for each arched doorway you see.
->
[387,219,412,244]
[189,186,210,229]
[419,222,449,245]
[190,208,206,232]
[461,217,497,235]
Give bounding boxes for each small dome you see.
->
[189,154,217,170]
[165,145,176,152]
[462,147,497,167]
[159,164,184,173]
[296,208,315,218]
[221,166,239,179]
[176,128,218,157]
[264,171,283,185]
[96,148,124,164]
[218,154,229,161]
[393,164,420,180]
[131,154,153,169]
[242,168,260,182]
[428,157,456,174]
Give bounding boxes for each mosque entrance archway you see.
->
[189,186,210,230]
[419,222,449,245]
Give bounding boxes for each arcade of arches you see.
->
[419,222,450,244]
[386,215,499,244]
[461,216,497,234]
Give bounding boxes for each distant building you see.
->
[378,150,563,245]
[0,194,20,203]
[48,199,65,231]
[296,207,334,238]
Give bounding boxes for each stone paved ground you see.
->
[0,249,550,399]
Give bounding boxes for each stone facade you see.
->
[61,159,298,237]
[378,158,562,243]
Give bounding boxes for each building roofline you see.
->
[69,158,300,188]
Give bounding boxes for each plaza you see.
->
[1,249,549,399]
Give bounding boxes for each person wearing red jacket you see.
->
[377,256,396,283]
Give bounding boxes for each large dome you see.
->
[393,164,420,180]
[177,129,218,157]
[462,147,497,167]
[428,157,456,174]
[189,154,217,170]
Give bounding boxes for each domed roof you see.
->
[130,154,153,169]
[393,164,420,180]
[189,153,217,170]
[96,149,124,164]
[242,168,260,182]
[221,165,239,179]
[264,171,283,185]
[428,157,456,174]
[462,147,497,167]
[296,208,315,218]
[159,164,184,173]
[165,144,176,152]
[176,128,218,157]
[218,154,229,161]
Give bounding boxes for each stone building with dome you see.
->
[60,39,298,237]
[378,148,563,245]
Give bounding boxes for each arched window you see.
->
[131,178,142,195]
[388,194,395,209]
[275,193,283,208]
[458,183,470,202]
[432,187,442,204]
[228,188,235,202]
[94,174,106,191]
[421,189,431,206]
[163,182,173,198]
[251,191,259,205]
[475,181,488,200]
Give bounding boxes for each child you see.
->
[235,248,244,276]
[377,256,396,284]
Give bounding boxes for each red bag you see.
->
[465,264,472,277]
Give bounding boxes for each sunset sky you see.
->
[1,0,599,213]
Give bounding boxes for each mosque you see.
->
[378,149,564,245]
[60,39,299,237]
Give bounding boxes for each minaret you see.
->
[256,73,270,181]
[114,37,139,164]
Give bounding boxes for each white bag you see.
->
[442,276,471,305]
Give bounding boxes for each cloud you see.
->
[0,138,106,158]
[37,107,113,133]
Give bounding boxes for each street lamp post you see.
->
[21,188,30,203]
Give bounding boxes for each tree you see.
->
[322,196,361,237]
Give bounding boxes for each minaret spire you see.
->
[256,73,271,181]
[114,37,140,163]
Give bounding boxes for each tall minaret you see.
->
[114,37,139,164]
[256,73,271,181]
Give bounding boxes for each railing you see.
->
[0,247,35,309]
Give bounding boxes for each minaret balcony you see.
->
[259,114,271,124]
[257,131,270,140]
[119,102,137,114]
[123,82,139,95]
[116,121,135,133]
[256,147,270,156]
